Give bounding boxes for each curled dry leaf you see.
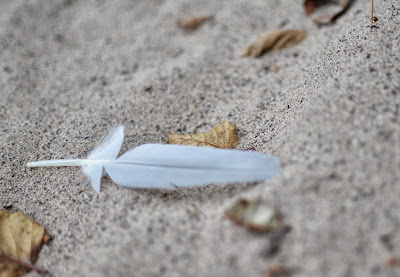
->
[240,30,307,58]
[168,121,239,149]
[304,0,352,24]
[304,0,331,15]
[177,15,213,31]
[225,198,282,232]
[0,210,49,277]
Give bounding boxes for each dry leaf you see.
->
[385,256,400,267]
[168,121,239,149]
[240,30,307,58]
[304,0,352,24]
[177,15,213,31]
[264,264,292,277]
[225,198,282,232]
[0,210,49,277]
[304,0,331,15]
[273,65,281,73]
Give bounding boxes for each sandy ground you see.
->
[1,0,399,276]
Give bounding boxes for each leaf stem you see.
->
[0,253,49,274]
[176,138,223,148]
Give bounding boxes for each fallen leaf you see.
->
[240,30,307,58]
[304,0,352,24]
[385,256,400,267]
[264,264,292,277]
[0,210,49,277]
[177,15,213,31]
[168,121,239,149]
[304,0,331,15]
[273,65,281,73]
[225,198,282,232]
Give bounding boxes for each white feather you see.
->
[82,125,124,193]
[27,125,281,192]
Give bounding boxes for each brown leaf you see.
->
[0,210,49,277]
[240,30,307,58]
[177,15,213,31]
[304,0,332,15]
[304,0,352,24]
[168,121,239,149]
[264,264,292,277]
[225,198,283,233]
[273,65,281,73]
[42,233,51,244]
[385,256,400,267]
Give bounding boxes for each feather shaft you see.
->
[28,158,275,171]
[27,159,89,167]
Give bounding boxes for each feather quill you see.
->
[27,125,281,192]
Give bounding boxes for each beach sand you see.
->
[0,0,399,276]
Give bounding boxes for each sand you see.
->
[0,0,399,276]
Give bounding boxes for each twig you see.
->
[0,253,49,274]
[371,0,374,26]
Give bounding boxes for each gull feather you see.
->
[27,125,281,192]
